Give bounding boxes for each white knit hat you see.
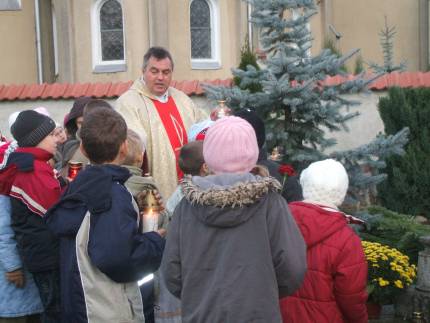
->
[300,159,349,207]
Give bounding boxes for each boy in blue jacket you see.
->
[46,104,165,323]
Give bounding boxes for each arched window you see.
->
[190,0,220,69]
[91,0,126,73]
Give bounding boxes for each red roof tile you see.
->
[106,81,133,97]
[40,83,68,99]
[0,73,429,102]
[1,84,25,101]
[86,82,112,98]
[63,83,90,99]
[19,83,47,100]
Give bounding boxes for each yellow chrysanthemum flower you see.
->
[394,280,404,288]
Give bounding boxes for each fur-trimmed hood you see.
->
[180,173,281,228]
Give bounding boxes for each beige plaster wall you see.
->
[332,0,420,71]
[0,1,38,84]
[68,0,242,83]
[310,7,323,56]
[69,0,149,82]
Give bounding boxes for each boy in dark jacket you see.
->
[4,110,62,323]
[46,105,165,323]
[161,116,307,323]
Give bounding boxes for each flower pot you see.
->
[366,302,382,320]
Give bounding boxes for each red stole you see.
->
[152,97,188,180]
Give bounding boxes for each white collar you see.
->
[154,92,169,103]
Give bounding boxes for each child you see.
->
[2,110,62,322]
[280,159,368,323]
[165,140,208,215]
[60,96,92,175]
[45,105,165,322]
[0,113,44,322]
[155,140,208,323]
[234,108,303,203]
[161,116,307,322]
[123,129,169,229]
[122,129,168,323]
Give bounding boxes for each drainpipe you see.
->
[34,0,43,84]
[248,3,252,48]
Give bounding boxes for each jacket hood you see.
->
[0,146,52,195]
[46,164,131,236]
[289,201,348,248]
[181,173,281,228]
[65,97,92,135]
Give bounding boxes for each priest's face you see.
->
[143,57,173,96]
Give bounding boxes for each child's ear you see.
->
[118,140,129,163]
[79,142,89,159]
[200,163,210,176]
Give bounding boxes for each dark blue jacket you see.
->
[46,164,165,322]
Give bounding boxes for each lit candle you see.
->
[142,208,159,233]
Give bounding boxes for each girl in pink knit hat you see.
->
[161,116,307,323]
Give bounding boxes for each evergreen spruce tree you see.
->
[204,0,409,207]
[368,16,406,73]
[378,87,430,218]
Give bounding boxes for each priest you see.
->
[116,47,206,199]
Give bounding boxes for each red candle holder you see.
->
[68,161,83,180]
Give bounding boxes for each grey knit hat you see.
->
[11,110,56,147]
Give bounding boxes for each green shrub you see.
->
[357,205,430,263]
[323,37,348,73]
[377,87,430,218]
[233,37,262,93]
[354,54,364,74]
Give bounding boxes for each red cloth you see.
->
[152,97,188,180]
[0,146,61,216]
[280,201,368,323]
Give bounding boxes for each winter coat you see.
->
[0,195,43,318]
[165,185,184,215]
[161,173,307,323]
[257,149,303,203]
[45,164,166,323]
[0,147,61,273]
[280,201,368,323]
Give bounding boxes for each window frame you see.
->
[0,0,21,11]
[91,0,126,73]
[189,0,221,70]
